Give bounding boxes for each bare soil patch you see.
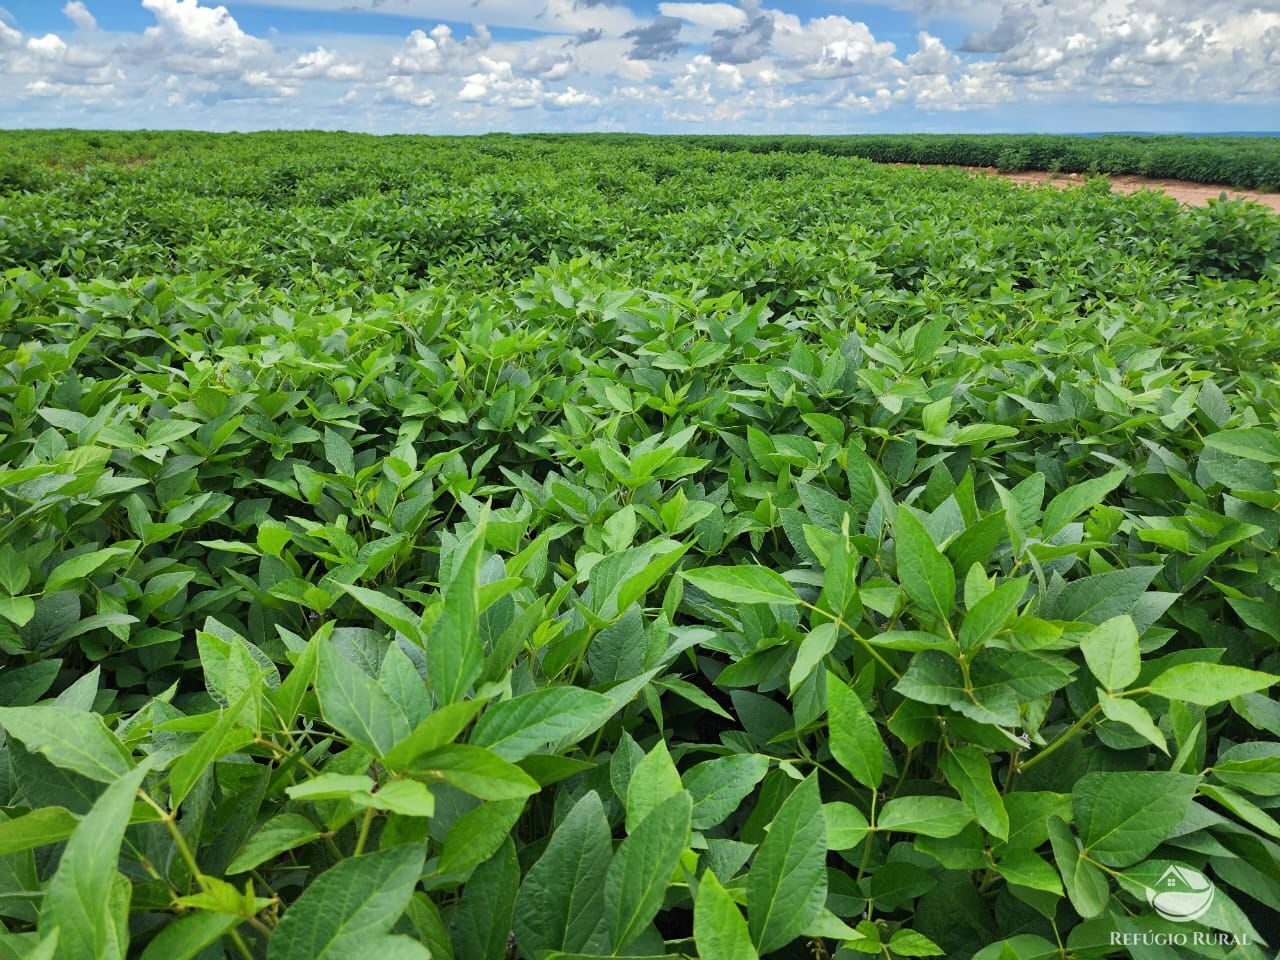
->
[954,165,1280,213]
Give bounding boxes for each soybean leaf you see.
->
[682,566,799,606]
[471,687,612,762]
[383,700,489,769]
[1079,615,1141,692]
[876,796,972,839]
[746,775,826,954]
[227,814,325,875]
[684,754,770,830]
[40,764,150,960]
[1098,692,1167,754]
[316,638,411,758]
[338,584,423,645]
[606,791,692,950]
[695,868,758,960]
[426,527,486,706]
[827,671,883,789]
[940,746,1008,841]
[625,738,683,832]
[138,913,238,960]
[407,744,540,801]
[1072,771,1198,867]
[0,705,132,783]
[894,509,955,621]
[0,806,80,855]
[452,838,520,960]
[513,791,612,956]
[167,686,256,808]
[267,845,426,960]
[1147,663,1277,705]
[1041,469,1126,537]
[1047,817,1109,918]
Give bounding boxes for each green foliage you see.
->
[0,131,1278,960]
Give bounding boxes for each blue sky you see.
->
[0,0,1276,133]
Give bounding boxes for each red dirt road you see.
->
[958,165,1280,213]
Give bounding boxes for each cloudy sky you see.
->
[0,0,1277,133]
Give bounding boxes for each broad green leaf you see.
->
[1079,615,1140,692]
[0,705,132,783]
[616,541,690,614]
[684,754,770,830]
[1072,771,1198,866]
[789,622,838,693]
[1047,817,1108,918]
[746,774,826,954]
[471,687,612,761]
[894,509,955,621]
[625,738,683,832]
[958,576,1028,653]
[1041,469,1126,537]
[0,806,79,855]
[426,527,486,705]
[682,565,799,606]
[227,813,324,874]
[1147,663,1277,705]
[888,930,945,957]
[1211,743,1280,795]
[350,779,436,817]
[514,791,612,956]
[695,868,757,960]
[40,764,150,960]
[44,548,130,592]
[338,584,423,644]
[827,671,883,789]
[285,773,375,801]
[0,595,36,626]
[146,419,201,448]
[1042,566,1160,625]
[877,795,972,838]
[270,623,324,731]
[407,744,539,801]
[316,638,411,758]
[267,845,426,960]
[452,838,520,960]
[408,893,453,960]
[383,699,489,769]
[346,937,433,960]
[823,802,870,850]
[1098,692,1167,754]
[1198,783,1280,840]
[606,791,692,950]
[991,850,1061,895]
[972,936,1061,960]
[167,686,256,808]
[138,913,238,960]
[940,746,1008,840]
[439,798,526,877]
[323,426,355,475]
[1203,427,1280,463]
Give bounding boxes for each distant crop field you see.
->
[646,133,1280,190]
[0,132,1278,960]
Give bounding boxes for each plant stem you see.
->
[353,807,376,856]
[140,790,263,959]
[1018,704,1100,772]
[798,599,901,680]
[227,929,256,960]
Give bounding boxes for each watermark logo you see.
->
[1147,865,1215,923]
[1111,865,1250,948]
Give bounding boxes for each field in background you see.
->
[4,130,1279,190]
[1,133,1279,960]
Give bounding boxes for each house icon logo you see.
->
[1147,865,1215,922]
